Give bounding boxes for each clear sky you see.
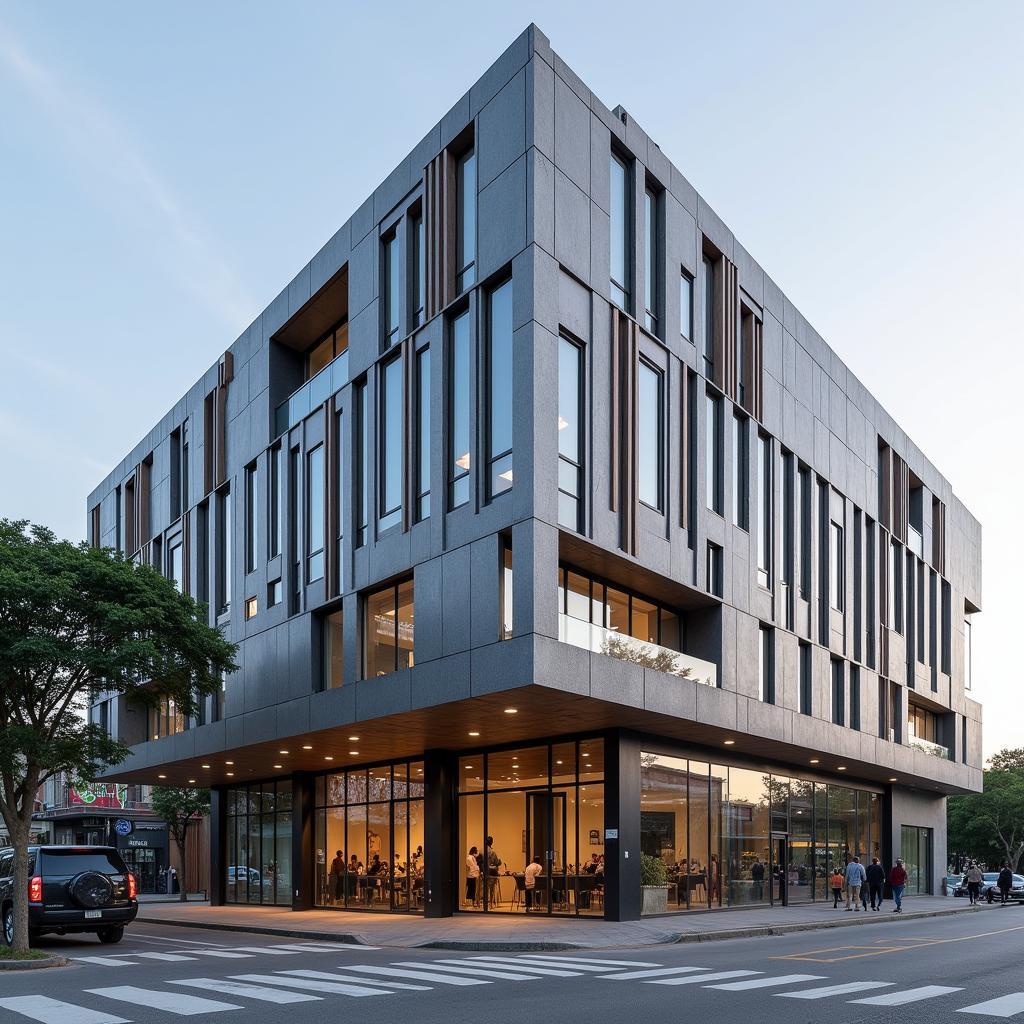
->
[1,1,1020,757]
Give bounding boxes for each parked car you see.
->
[227,865,262,887]
[945,873,963,896]
[984,873,1024,903]
[0,845,138,945]
[954,872,997,897]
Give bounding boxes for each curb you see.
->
[417,940,586,951]
[0,955,70,971]
[138,915,367,945]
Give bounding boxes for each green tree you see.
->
[948,748,1024,873]
[0,520,236,950]
[150,786,210,902]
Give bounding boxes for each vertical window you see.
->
[732,414,748,529]
[415,347,431,521]
[781,452,795,591]
[637,360,663,510]
[702,255,715,378]
[799,641,812,715]
[355,382,368,546]
[487,279,513,498]
[757,434,772,588]
[644,188,658,333]
[324,609,344,690]
[364,579,414,678]
[379,355,404,531]
[383,231,400,348]
[307,445,325,582]
[170,426,184,521]
[449,309,471,508]
[798,465,812,598]
[289,448,300,612]
[334,412,344,591]
[501,541,513,640]
[706,541,723,598]
[890,539,903,633]
[705,393,722,515]
[269,445,283,559]
[609,152,630,310]
[244,463,257,574]
[558,336,583,531]
[456,148,476,293]
[830,520,845,610]
[758,626,774,704]
[169,541,183,593]
[964,616,972,690]
[831,659,845,726]
[216,486,231,616]
[849,666,861,731]
[411,211,425,328]
[680,269,693,341]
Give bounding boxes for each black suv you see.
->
[1,845,138,945]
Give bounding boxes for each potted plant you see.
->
[640,853,671,915]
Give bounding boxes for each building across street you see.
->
[88,24,983,922]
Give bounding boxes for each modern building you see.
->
[91,25,982,920]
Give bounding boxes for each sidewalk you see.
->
[138,895,989,950]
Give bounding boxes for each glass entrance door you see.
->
[526,791,567,914]
[772,834,788,906]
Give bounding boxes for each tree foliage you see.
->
[948,748,1024,872]
[0,520,237,947]
[151,786,211,902]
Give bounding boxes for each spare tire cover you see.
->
[68,871,114,908]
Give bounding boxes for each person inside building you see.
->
[524,854,543,911]
[465,845,481,906]
[329,849,344,904]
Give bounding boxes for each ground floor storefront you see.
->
[208,729,941,919]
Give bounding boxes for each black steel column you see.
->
[291,773,315,911]
[423,748,454,918]
[606,729,641,921]
[209,787,226,906]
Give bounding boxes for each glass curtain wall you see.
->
[458,738,604,917]
[900,824,932,895]
[313,760,425,912]
[225,782,293,906]
[640,753,882,911]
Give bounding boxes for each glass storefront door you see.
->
[224,781,293,906]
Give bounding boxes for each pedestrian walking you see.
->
[890,858,908,913]
[997,864,1014,905]
[845,856,867,911]
[965,861,984,906]
[830,867,845,908]
[866,856,885,911]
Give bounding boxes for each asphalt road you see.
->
[2,906,1023,1023]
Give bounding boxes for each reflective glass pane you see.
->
[487,746,548,791]
[365,586,396,677]
[637,362,662,509]
[380,356,403,530]
[396,578,414,670]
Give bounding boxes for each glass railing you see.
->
[558,613,717,686]
[274,350,349,436]
[909,736,950,760]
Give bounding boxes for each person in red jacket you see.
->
[889,858,908,913]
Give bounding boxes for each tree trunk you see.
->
[9,814,32,952]
[177,832,188,902]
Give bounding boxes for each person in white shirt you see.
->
[465,846,481,906]
[524,855,543,911]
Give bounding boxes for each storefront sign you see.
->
[68,782,129,810]
[605,828,619,840]
[114,819,133,836]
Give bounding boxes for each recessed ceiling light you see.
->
[187,778,196,784]
[302,745,313,750]
[503,708,518,714]
[324,755,334,761]
[888,777,898,782]
[349,751,359,756]
[226,772,234,777]
[157,774,167,779]
[468,731,480,737]
[279,750,289,755]
[348,736,360,742]
[582,753,590,757]
[273,764,283,769]
[809,759,820,764]
[837,766,847,771]
[724,739,735,745]
[556,760,563,765]
[465,765,474,769]
[225,761,234,766]
[201,764,211,769]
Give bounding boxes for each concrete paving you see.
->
[138,896,980,949]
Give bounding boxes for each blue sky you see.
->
[1,1,1020,755]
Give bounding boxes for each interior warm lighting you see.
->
[324,756,334,761]
[279,750,289,755]
[556,760,563,765]
[302,745,313,750]
[225,761,234,765]
[348,736,360,742]
[724,739,736,746]
[201,765,211,769]
[226,772,234,777]
[809,759,820,764]
[581,752,590,757]
[503,707,518,715]
[273,764,283,769]
[837,766,847,771]
[468,731,480,737]
[349,750,359,756]
[889,777,898,782]
[157,774,166,779]
[465,765,474,769]
[187,778,196,784]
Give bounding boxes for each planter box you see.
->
[641,885,670,915]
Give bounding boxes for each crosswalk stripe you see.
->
[179,949,252,959]
[958,993,1024,1017]
[225,946,301,956]
[600,966,707,981]
[0,996,128,1024]
[134,952,197,962]
[170,978,321,1003]
[395,960,540,981]
[228,973,393,997]
[342,965,489,986]
[87,985,240,1015]
[465,957,583,976]
[851,986,964,1006]
[68,957,136,967]
[707,974,827,991]
[650,970,760,987]
[515,955,662,967]
[508,957,619,973]
[280,969,431,992]
[270,942,377,951]
[778,981,892,1000]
